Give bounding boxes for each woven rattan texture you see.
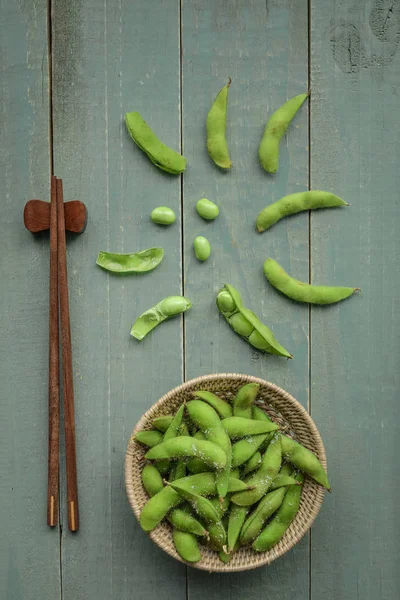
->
[125,374,326,572]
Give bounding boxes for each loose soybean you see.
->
[193,236,211,262]
[196,198,219,220]
[151,206,176,226]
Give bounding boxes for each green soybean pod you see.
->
[96,248,164,274]
[230,468,240,480]
[173,529,202,563]
[227,505,248,551]
[152,415,174,432]
[222,416,278,439]
[125,111,186,174]
[281,435,330,490]
[196,198,219,220]
[242,451,262,476]
[216,284,293,359]
[141,464,164,497]
[233,383,260,418]
[218,546,236,564]
[239,487,287,546]
[151,206,176,226]
[206,78,232,169]
[269,472,300,491]
[192,390,232,419]
[231,435,268,468]
[256,191,348,233]
[163,404,185,442]
[145,437,227,469]
[207,520,227,551]
[134,430,164,447]
[263,258,359,305]
[131,296,192,340]
[258,93,309,174]
[252,472,304,552]
[167,481,221,524]
[168,508,208,537]
[193,236,211,262]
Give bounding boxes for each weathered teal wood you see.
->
[310,1,400,599]
[52,1,186,598]
[0,1,61,599]
[182,0,310,595]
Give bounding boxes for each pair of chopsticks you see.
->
[47,176,79,531]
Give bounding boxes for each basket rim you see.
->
[125,373,326,573]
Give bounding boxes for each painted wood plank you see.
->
[310,1,400,599]
[0,1,61,599]
[51,1,186,598]
[182,0,310,596]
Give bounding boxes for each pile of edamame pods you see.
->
[135,383,330,564]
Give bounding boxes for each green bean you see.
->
[206,78,232,169]
[168,508,208,537]
[151,206,176,226]
[141,464,164,497]
[163,405,185,441]
[140,473,244,531]
[256,191,348,233]
[216,284,292,358]
[222,416,278,439]
[145,437,227,469]
[263,258,359,305]
[193,236,211,262]
[192,390,232,419]
[227,505,248,551]
[196,198,219,221]
[252,472,304,552]
[134,430,164,447]
[172,529,201,562]
[125,111,186,174]
[230,434,282,506]
[186,400,232,499]
[258,93,309,174]
[281,435,330,490]
[96,248,164,274]
[233,383,260,418]
[231,434,268,468]
[167,481,221,524]
[152,415,174,432]
[131,296,192,340]
[240,487,287,545]
[242,451,262,476]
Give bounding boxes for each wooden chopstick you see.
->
[47,175,59,527]
[56,178,79,532]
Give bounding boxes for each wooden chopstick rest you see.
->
[24,199,87,233]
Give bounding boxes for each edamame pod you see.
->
[141,463,164,497]
[206,79,232,169]
[125,111,186,174]
[131,296,192,340]
[233,383,260,418]
[258,93,309,174]
[172,529,201,562]
[281,435,330,490]
[242,451,262,476]
[96,248,164,274]
[196,198,219,221]
[263,258,359,305]
[193,236,211,262]
[216,284,292,358]
[252,472,304,552]
[231,434,268,468]
[167,481,221,524]
[222,416,278,439]
[192,390,232,419]
[269,472,300,491]
[207,520,227,551]
[240,487,287,545]
[227,505,248,551]
[256,191,348,233]
[152,415,174,432]
[163,404,185,441]
[168,507,209,537]
[145,437,227,469]
[134,430,164,447]
[151,206,176,225]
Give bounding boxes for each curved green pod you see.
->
[256,191,348,233]
[131,296,192,340]
[167,481,221,524]
[134,430,163,447]
[125,111,186,174]
[141,463,164,497]
[152,415,174,432]
[281,435,330,489]
[263,258,359,305]
[216,284,292,358]
[258,93,309,174]
[192,390,232,419]
[231,434,268,468]
[233,383,259,418]
[206,79,232,169]
[96,248,164,274]
[240,487,287,545]
[145,436,227,469]
[222,416,278,439]
[172,529,201,562]
[242,451,262,476]
[168,508,208,537]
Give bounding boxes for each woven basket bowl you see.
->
[125,373,327,573]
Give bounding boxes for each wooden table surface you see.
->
[1,1,399,598]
